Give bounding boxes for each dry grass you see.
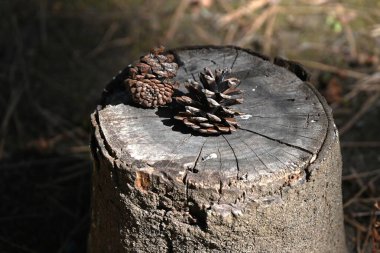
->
[0,0,379,252]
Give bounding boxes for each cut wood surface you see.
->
[89,46,346,252]
[100,47,325,186]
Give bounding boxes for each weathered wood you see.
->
[89,46,346,252]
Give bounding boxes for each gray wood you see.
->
[89,46,346,252]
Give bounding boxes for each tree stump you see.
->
[89,46,346,252]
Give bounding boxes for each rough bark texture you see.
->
[89,46,346,252]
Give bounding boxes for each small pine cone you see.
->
[174,68,243,135]
[126,75,178,108]
[124,46,179,108]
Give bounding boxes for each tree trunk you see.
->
[89,46,346,252]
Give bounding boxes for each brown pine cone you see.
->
[174,67,243,135]
[124,46,179,108]
[126,74,178,108]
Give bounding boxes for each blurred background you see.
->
[0,0,379,252]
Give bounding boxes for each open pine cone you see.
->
[124,46,179,108]
[174,68,243,135]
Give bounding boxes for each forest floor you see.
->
[0,1,379,252]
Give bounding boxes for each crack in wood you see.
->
[217,179,223,204]
[186,197,208,231]
[241,70,251,84]
[239,127,314,155]
[240,138,270,172]
[240,121,319,144]
[183,65,190,75]
[217,140,222,172]
[246,100,320,109]
[293,133,319,141]
[230,49,239,70]
[300,83,330,180]
[282,149,299,158]
[305,113,310,128]
[184,139,206,202]
[200,58,218,66]
[216,139,223,204]
[162,135,192,170]
[164,231,174,253]
[280,150,307,172]
[217,140,223,204]
[243,114,319,119]
[240,121,320,141]
[191,73,197,81]
[189,140,206,173]
[267,152,291,171]
[90,129,101,169]
[222,135,240,180]
[263,123,310,130]
[95,110,117,160]
[244,120,311,130]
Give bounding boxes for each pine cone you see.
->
[124,46,179,108]
[174,68,243,135]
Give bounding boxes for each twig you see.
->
[351,211,380,218]
[1,16,31,156]
[263,9,277,55]
[106,36,133,48]
[0,156,81,170]
[342,72,380,102]
[0,214,47,222]
[68,145,90,153]
[31,102,85,145]
[341,141,380,148]
[343,169,380,181]
[334,3,358,59]
[362,209,377,252]
[37,164,90,187]
[343,173,380,208]
[87,22,119,58]
[56,214,89,253]
[47,195,77,219]
[373,202,380,252]
[238,5,279,47]
[343,23,357,59]
[296,60,368,79]
[1,87,23,137]
[339,92,380,136]
[356,198,380,204]
[345,215,368,233]
[357,229,362,253]
[39,0,48,45]
[0,236,36,253]
[218,0,269,26]
[0,139,4,159]
[216,0,233,12]
[223,24,238,44]
[372,24,380,38]
[164,0,190,41]
[350,167,365,189]
[194,25,221,44]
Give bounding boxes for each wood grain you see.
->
[97,46,327,189]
